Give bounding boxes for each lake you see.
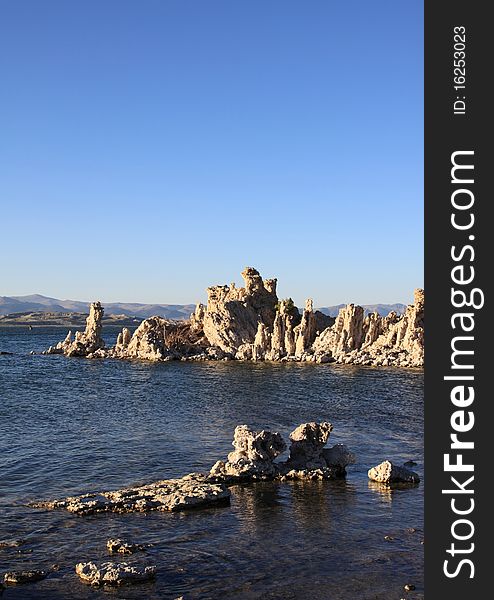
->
[0,327,424,599]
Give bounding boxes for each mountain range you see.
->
[0,294,406,320]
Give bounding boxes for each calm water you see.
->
[0,327,424,599]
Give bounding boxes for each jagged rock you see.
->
[210,422,354,482]
[368,460,420,484]
[115,327,131,351]
[322,444,357,469]
[3,570,47,585]
[252,322,270,361]
[209,425,286,481]
[31,473,230,514]
[190,303,206,331]
[114,318,208,361]
[266,299,298,360]
[313,304,365,359]
[107,539,146,554]
[313,289,424,367]
[75,562,156,586]
[44,302,105,357]
[121,317,168,360]
[286,422,333,470]
[43,267,423,368]
[202,267,278,354]
[294,300,333,357]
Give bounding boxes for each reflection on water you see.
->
[368,480,421,504]
[0,327,424,599]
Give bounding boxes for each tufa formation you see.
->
[45,267,423,367]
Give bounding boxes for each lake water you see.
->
[0,327,424,599]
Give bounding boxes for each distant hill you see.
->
[0,295,196,320]
[0,294,407,322]
[317,303,407,318]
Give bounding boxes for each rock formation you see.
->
[367,460,420,484]
[210,422,356,482]
[43,268,423,368]
[75,562,156,586]
[45,302,105,357]
[201,267,278,355]
[279,422,356,480]
[285,422,334,470]
[32,473,230,514]
[313,289,424,367]
[210,425,286,481]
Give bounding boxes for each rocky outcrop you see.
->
[45,302,105,357]
[113,318,208,361]
[313,289,424,367]
[285,422,333,470]
[75,562,156,586]
[115,327,131,352]
[210,422,356,482]
[43,268,423,368]
[368,460,420,484]
[118,317,168,361]
[31,473,230,514]
[210,425,286,481]
[279,422,356,480]
[201,267,278,355]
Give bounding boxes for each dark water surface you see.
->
[0,327,424,599]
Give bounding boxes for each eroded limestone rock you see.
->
[368,460,420,484]
[45,302,105,357]
[43,267,423,368]
[286,422,333,470]
[31,473,230,514]
[210,422,355,482]
[313,289,424,367]
[202,267,278,354]
[210,425,286,481]
[75,562,156,586]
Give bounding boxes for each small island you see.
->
[44,266,424,368]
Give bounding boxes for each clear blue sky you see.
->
[0,0,423,307]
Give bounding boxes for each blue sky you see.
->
[0,1,423,307]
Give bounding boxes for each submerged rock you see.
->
[32,473,230,515]
[75,561,156,586]
[107,539,146,554]
[3,570,47,585]
[368,460,420,484]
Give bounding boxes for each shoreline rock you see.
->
[368,460,420,485]
[31,473,230,515]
